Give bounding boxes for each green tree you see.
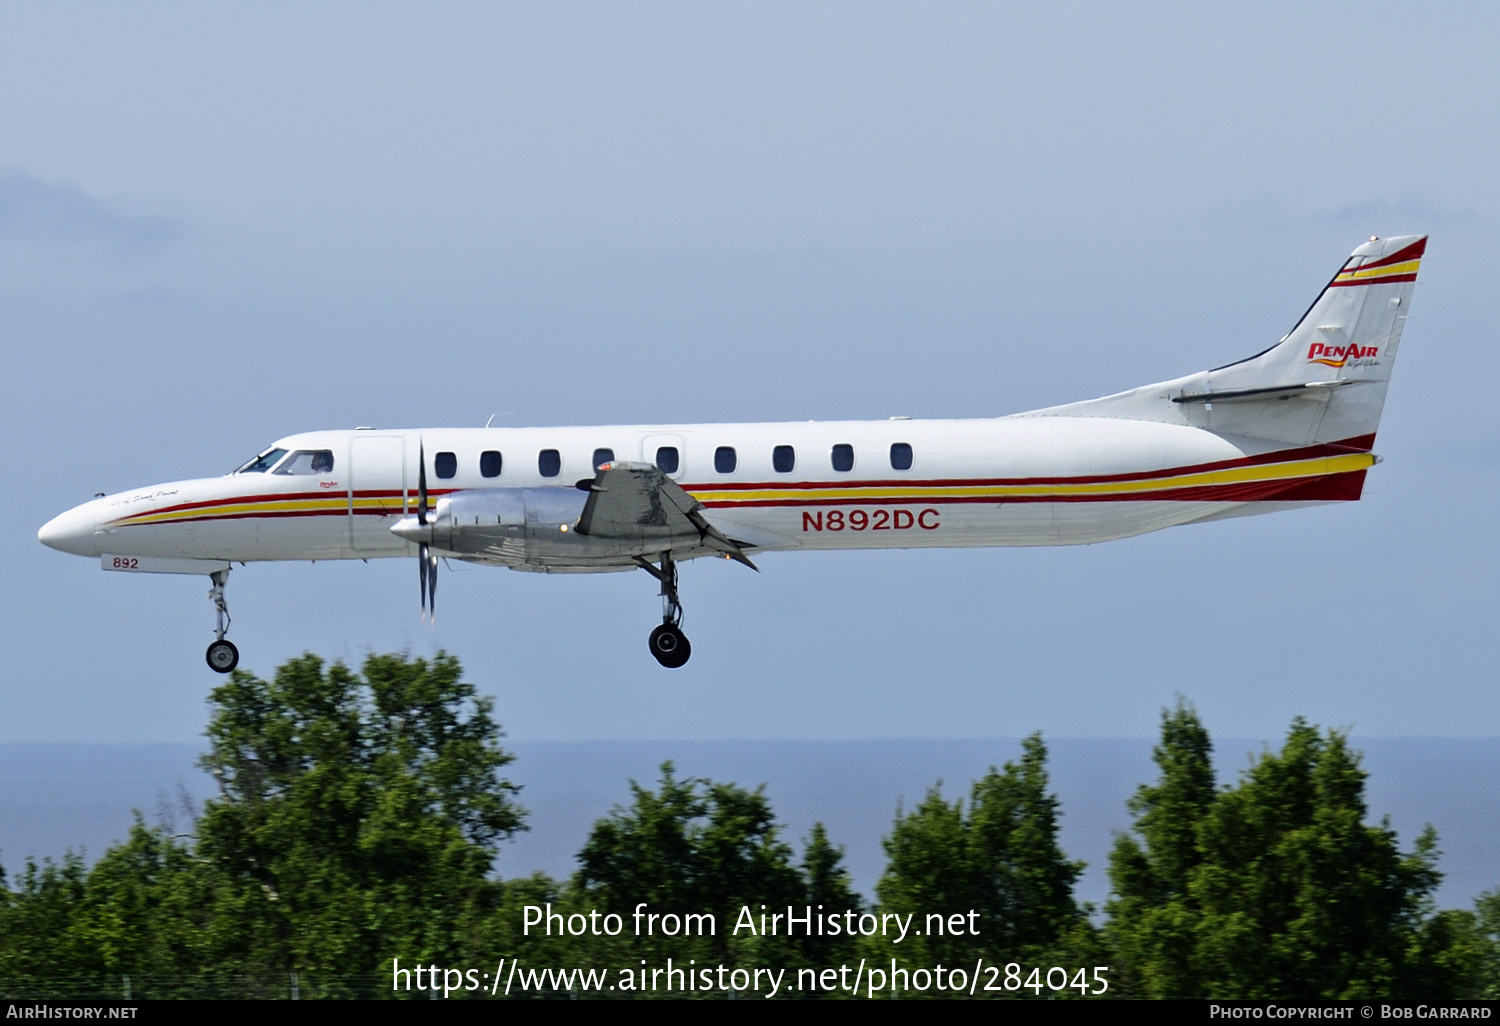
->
[871,734,1087,976]
[1108,704,1475,999]
[70,818,219,996]
[574,762,806,980]
[1411,902,1496,1001]
[0,854,97,997]
[1193,722,1439,998]
[1468,890,1500,997]
[797,822,864,970]
[1105,699,1216,996]
[190,651,525,996]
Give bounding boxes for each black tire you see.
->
[206,639,239,674]
[648,624,692,668]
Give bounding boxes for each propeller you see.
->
[417,440,437,622]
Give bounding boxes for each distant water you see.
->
[1,739,1495,911]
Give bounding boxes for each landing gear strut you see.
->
[637,553,691,668]
[204,569,239,673]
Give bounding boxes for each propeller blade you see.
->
[419,541,429,621]
[417,440,429,526]
[427,552,438,622]
[415,439,437,623]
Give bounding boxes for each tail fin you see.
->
[1033,235,1427,448]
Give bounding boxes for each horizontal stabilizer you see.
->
[1171,380,1358,405]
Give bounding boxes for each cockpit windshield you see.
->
[234,447,288,474]
[274,450,336,475]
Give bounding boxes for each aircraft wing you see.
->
[575,462,757,568]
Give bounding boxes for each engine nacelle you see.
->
[391,487,647,571]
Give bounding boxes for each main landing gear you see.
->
[637,553,691,668]
[204,569,239,674]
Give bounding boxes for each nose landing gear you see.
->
[204,569,239,673]
[637,553,691,668]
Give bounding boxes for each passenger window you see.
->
[831,443,854,473]
[714,446,737,474]
[593,448,615,470]
[480,450,502,478]
[274,450,336,475]
[538,449,561,478]
[655,446,680,474]
[434,452,457,479]
[773,445,795,473]
[890,442,913,471]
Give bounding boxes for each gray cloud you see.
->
[0,171,183,252]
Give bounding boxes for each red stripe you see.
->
[1329,272,1417,288]
[116,507,406,527]
[1268,470,1366,502]
[1355,237,1426,272]
[149,509,348,523]
[683,435,1375,493]
[701,470,1367,508]
[112,487,448,522]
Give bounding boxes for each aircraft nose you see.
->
[38,501,101,557]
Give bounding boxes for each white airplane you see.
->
[40,235,1426,671]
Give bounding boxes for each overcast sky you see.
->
[4,3,1498,744]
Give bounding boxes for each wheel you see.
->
[206,639,239,674]
[648,623,691,668]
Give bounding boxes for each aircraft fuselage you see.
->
[41,415,1375,572]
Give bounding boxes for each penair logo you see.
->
[1307,342,1379,369]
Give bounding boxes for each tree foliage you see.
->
[0,651,525,998]
[574,762,814,970]
[1108,701,1476,999]
[2,664,1497,1001]
[1105,700,1217,995]
[798,822,865,968]
[872,734,1089,972]
[193,651,524,992]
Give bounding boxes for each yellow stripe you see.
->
[1336,259,1420,282]
[687,453,1375,504]
[116,493,413,527]
[116,497,351,526]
